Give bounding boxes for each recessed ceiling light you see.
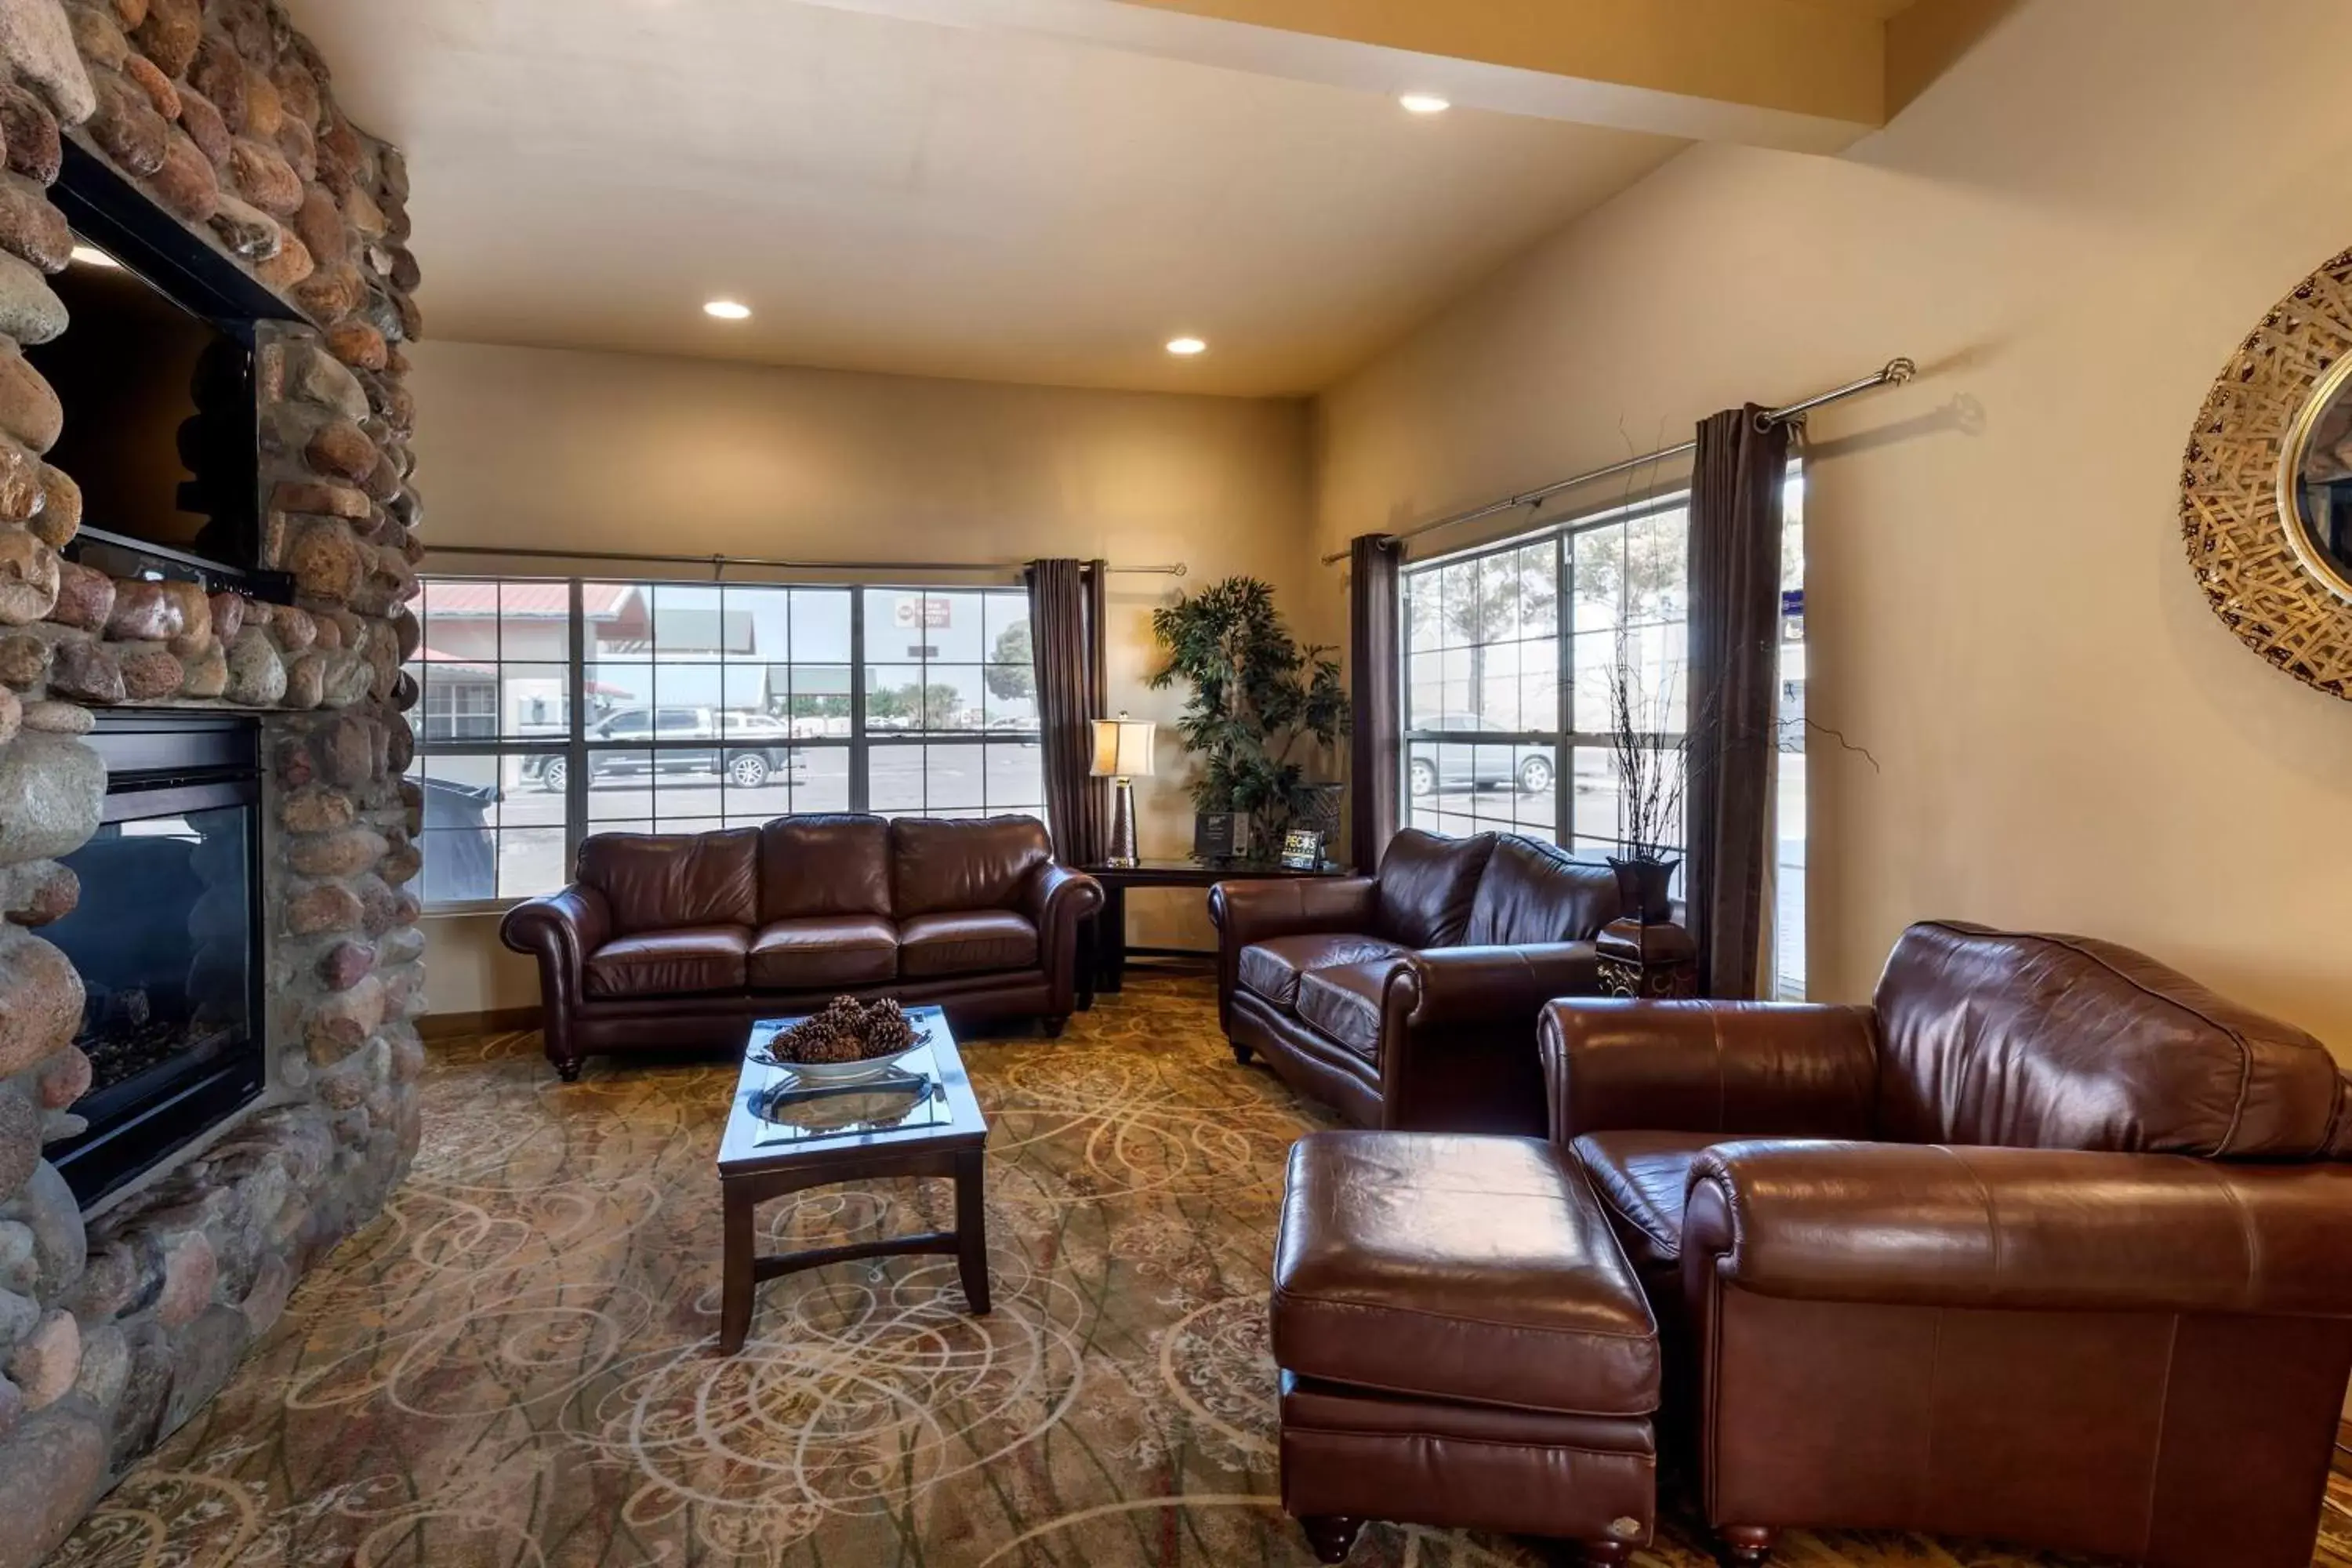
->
[1166,336,1207,357]
[1399,93,1451,114]
[68,244,119,268]
[703,299,751,321]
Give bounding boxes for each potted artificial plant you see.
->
[1148,577,1348,861]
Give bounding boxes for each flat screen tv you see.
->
[25,238,258,572]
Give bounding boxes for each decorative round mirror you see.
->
[2279,352,2352,604]
[2180,245,2352,699]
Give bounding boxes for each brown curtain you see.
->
[1348,533,1403,874]
[1025,557,1107,865]
[1686,407,1789,999]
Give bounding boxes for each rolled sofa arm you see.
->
[499,884,612,975]
[1682,1140,2352,1316]
[499,885,613,1077]
[1371,947,1597,1138]
[1392,943,1600,1028]
[1025,862,1105,1006]
[1541,999,1878,1142]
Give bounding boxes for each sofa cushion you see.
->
[898,909,1039,978]
[583,925,750,997]
[1237,933,1409,1011]
[578,829,759,935]
[1570,1131,1719,1294]
[892,816,1051,917]
[1273,1131,1661,1417]
[1874,920,2351,1158]
[1464,837,1621,946]
[1374,829,1496,949]
[1295,960,1399,1062]
[748,915,898,991]
[759,815,892,922]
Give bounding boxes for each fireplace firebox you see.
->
[45,712,267,1209]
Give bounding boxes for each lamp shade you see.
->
[1089,718,1156,778]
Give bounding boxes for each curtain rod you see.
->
[422,544,1187,577]
[1319,357,1915,564]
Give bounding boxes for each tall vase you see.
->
[1599,855,1695,999]
[1606,855,1678,925]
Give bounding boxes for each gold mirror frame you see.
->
[2275,348,2352,605]
[2180,245,2352,700]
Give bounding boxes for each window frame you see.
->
[1400,489,1693,858]
[408,575,1044,913]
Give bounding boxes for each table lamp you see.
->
[1089,713,1156,868]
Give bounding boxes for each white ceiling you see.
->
[281,0,1686,397]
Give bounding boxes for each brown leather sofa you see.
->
[1210,830,1621,1134]
[1544,920,2352,1568]
[501,814,1102,1080]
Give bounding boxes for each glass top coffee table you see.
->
[714,1005,989,1354]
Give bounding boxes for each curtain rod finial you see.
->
[1886,357,1917,384]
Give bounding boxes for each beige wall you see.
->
[1314,0,2352,1053]
[405,342,1318,1014]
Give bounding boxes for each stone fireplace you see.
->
[0,2,425,1561]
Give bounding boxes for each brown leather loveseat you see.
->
[1545,920,2352,1568]
[1210,829,1622,1134]
[502,814,1101,1080]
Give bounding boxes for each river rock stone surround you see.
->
[0,3,423,1562]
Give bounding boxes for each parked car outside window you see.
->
[519,707,808,793]
[1406,714,1555,797]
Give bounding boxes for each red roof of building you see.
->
[415,646,493,676]
[423,582,637,618]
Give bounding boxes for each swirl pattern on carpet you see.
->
[49,976,2352,1566]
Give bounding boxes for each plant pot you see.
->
[1606,855,1679,925]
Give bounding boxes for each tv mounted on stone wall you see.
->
[29,142,299,595]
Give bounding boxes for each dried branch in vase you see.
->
[1604,625,1693,865]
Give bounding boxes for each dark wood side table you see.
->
[714,1007,989,1354]
[1593,917,1700,999]
[1076,858,1352,1008]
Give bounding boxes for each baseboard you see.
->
[420,1005,542,1040]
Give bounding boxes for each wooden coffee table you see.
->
[714,1006,989,1354]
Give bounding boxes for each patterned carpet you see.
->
[46,975,2352,1567]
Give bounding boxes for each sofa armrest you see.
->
[499,885,612,1076]
[1682,1141,2352,1316]
[499,884,612,975]
[1024,862,1104,1011]
[1540,999,1878,1142]
[1366,947,1594,1138]
[1392,943,1599,1028]
[1207,876,1380,1033]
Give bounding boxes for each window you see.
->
[1401,474,1806,993]
[405,579,1043,907]
[1776,475,1807,1000]
[1403,495,1687,857]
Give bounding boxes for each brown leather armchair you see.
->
[1543,920,2352,1568]
[1210,831,1623,1134]
[502,814,1101,1079]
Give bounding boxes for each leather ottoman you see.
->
[1271,1131,1661,1566]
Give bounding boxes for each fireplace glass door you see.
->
[46,715,266,1207]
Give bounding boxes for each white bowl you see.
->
[775,1054,910,1087]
